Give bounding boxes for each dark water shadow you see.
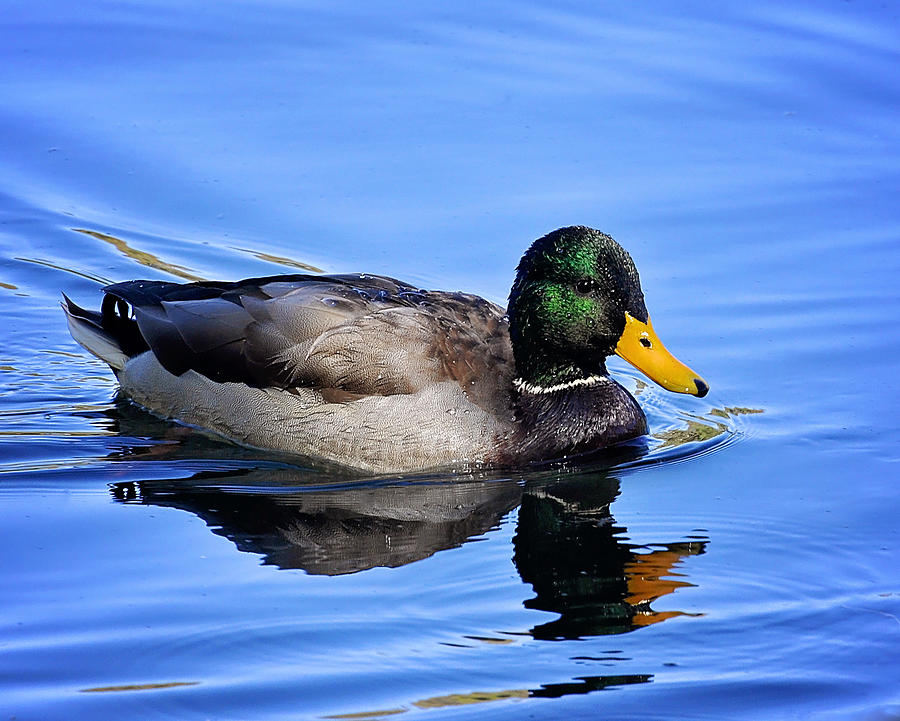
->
[112,470,524,574]
[108,460,707,707]
[108,454,708,637]
[515,473,706,640]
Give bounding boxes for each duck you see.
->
[63,226,708,473]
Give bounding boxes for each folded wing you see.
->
[102,274,513,404]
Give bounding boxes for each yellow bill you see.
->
[615,312,709,397]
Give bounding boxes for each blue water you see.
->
[2,1,899,719]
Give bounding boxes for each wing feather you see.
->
[102,274,514,403]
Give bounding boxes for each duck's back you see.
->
[86,273,517,471]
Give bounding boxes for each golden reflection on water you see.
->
[462,635,514,645]
[80,681,199,693]
[233,247,324,273]
[42,349,87,359]
[714,407,765,418]
[65,230,326,283]
[324,673,653,718]
[323,689,530,719]
[654,416,729,448]
[624,546,705,627]
[73,228,203,281]
[412,689,530,709]
[324,708,408,719]
[652,406,763,449]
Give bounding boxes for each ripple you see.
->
[13,256,111,285]
[602,371,762,473]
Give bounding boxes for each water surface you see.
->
[2,1,899,719]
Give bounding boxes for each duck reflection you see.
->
[110,465,706,638]
[514,475,706,639]
[112,471,523,574]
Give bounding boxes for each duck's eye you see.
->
[640,337,652,348]
[575,278,596,295]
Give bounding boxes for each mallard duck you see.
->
[63,226,707,473]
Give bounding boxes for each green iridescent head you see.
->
[508,226,649,387]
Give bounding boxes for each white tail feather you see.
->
[62,303,129,371]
